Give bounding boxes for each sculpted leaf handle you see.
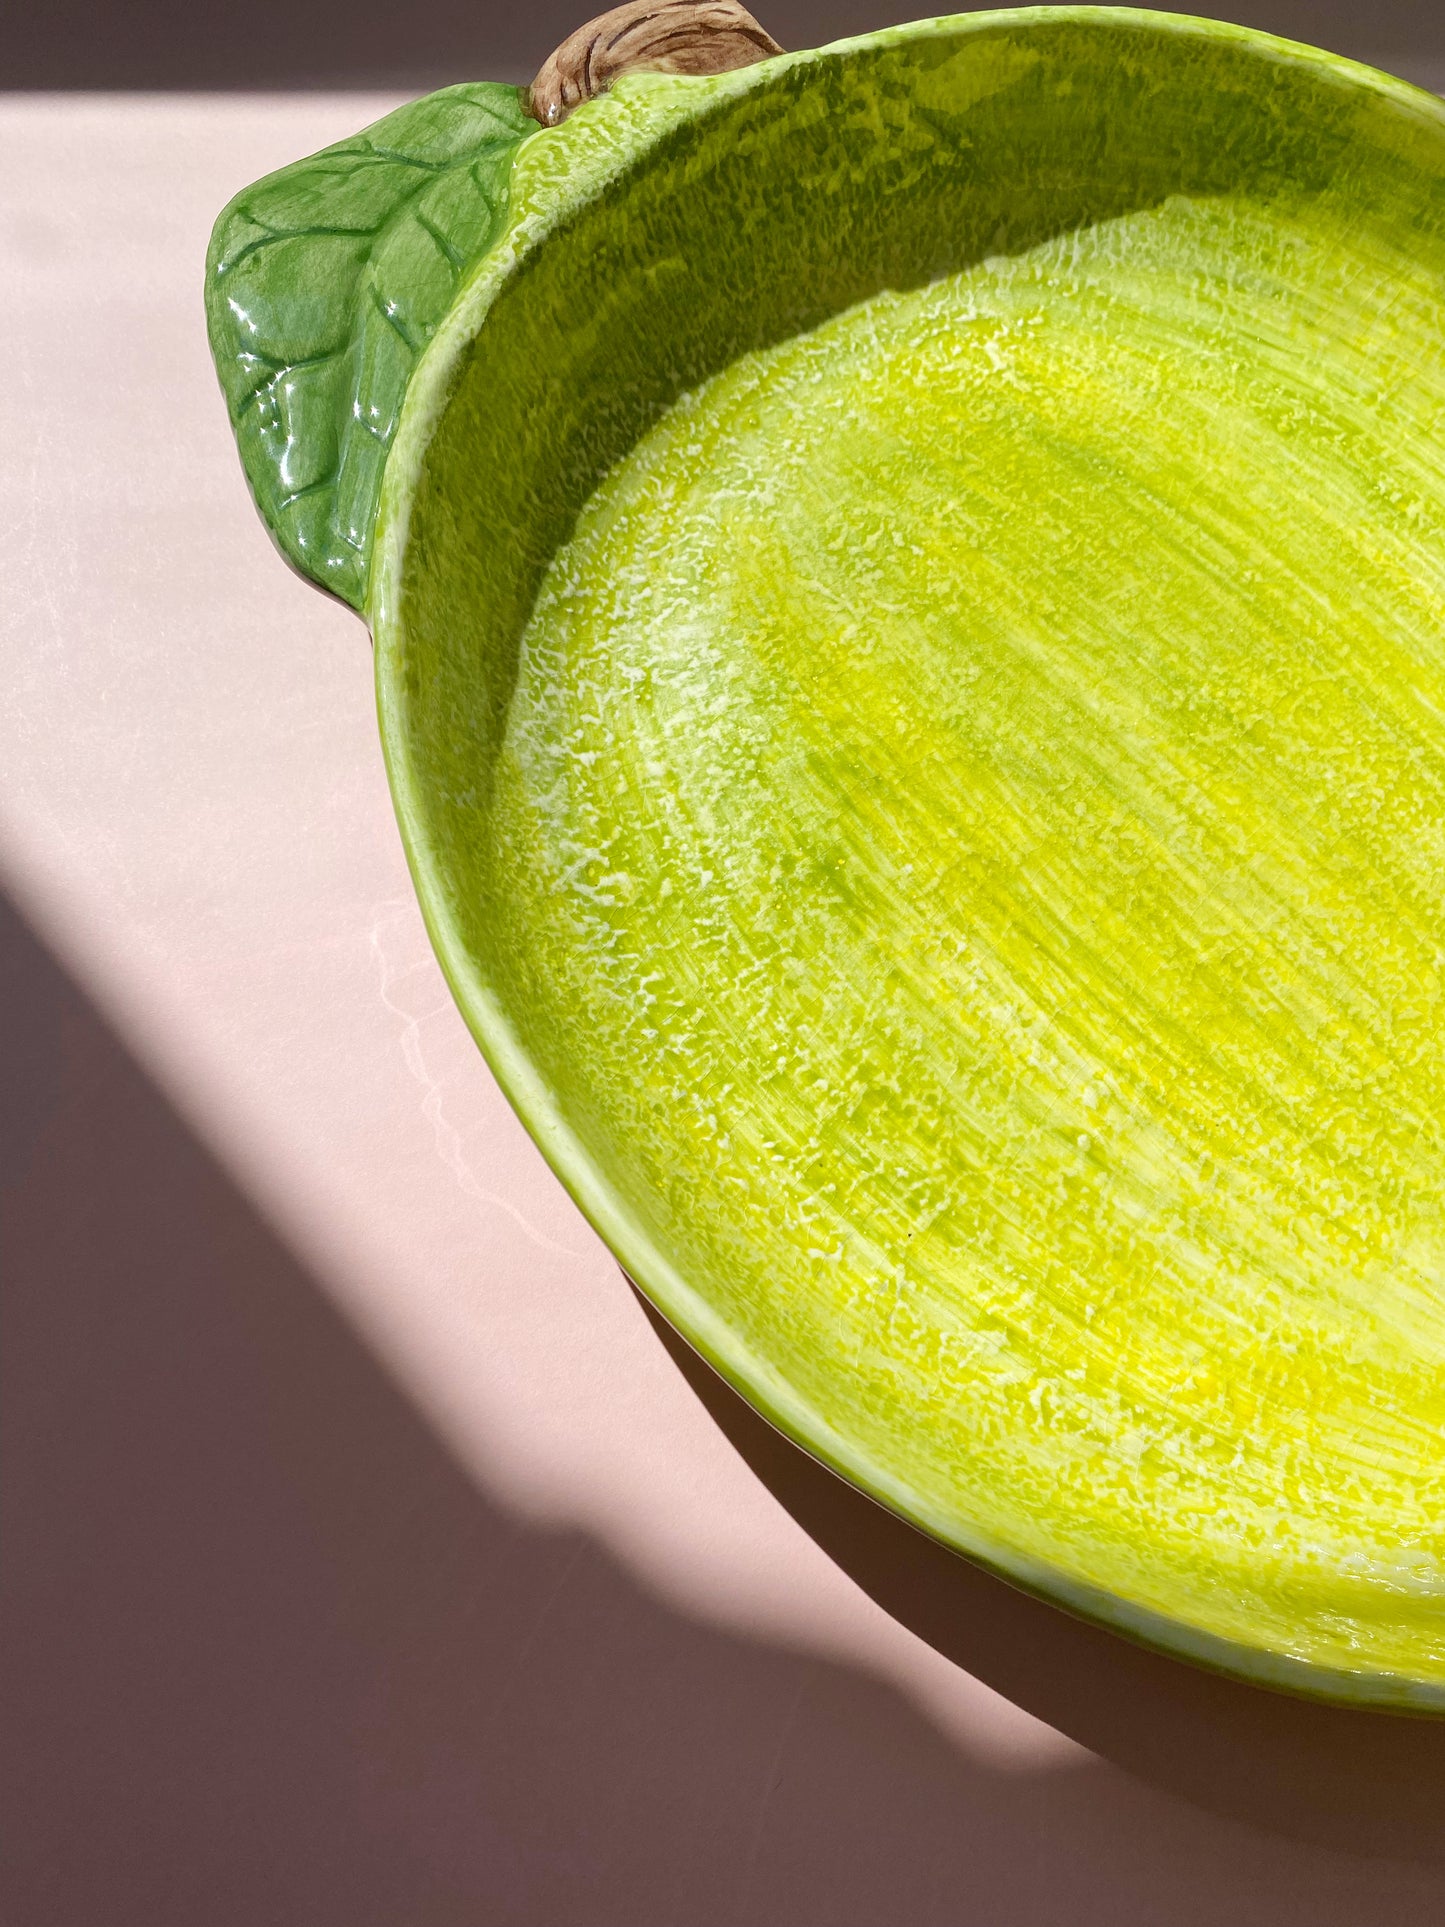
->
[205,4,780,609]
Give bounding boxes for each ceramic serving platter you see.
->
[209,7,1445,1705]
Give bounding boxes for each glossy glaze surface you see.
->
[206,84,530,606]
[501,193,1445,1692]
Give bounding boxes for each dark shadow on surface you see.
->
[4,0,1443,90]
[639,1294,1445,1861]
[3,878,1445,1926]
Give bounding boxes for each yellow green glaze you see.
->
[501,199,1445,1694]
[213,8,1445,1703]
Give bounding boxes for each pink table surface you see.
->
[4,93,1445,1927]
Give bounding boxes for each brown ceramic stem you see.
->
[526,0,783,126]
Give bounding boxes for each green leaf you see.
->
[205,84,533,608]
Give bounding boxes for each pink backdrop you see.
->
[4,96,1445,1924]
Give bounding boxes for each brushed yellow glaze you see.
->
[483,192,1445,1682]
